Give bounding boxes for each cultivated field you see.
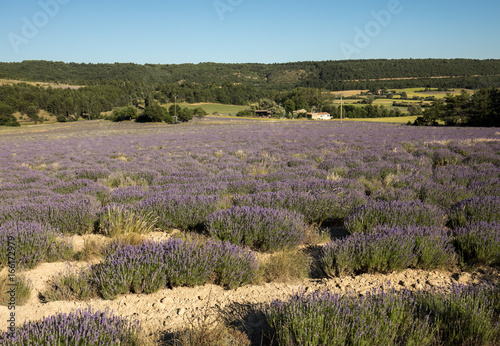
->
[1,119,499,345]
[163,103,249,116]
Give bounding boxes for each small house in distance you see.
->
[310,112,331,120]
[255,110,272,117]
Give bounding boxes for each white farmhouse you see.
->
[310,112,331,120]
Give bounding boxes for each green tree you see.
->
[178,108,193,122]
[168,105,182,117]
[110,106,137,122]
[26,105,41,124]
[192,107,208,118]
[137,104,169,123]
[413,99,445,125]
[0,102,20,127]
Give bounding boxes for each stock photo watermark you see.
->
[6,235,17,338]
[340,0,410,59]
[213,0,243,21]
[7,0,71,54]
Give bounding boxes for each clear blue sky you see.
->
[1,0,499,64]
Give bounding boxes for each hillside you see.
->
[1,59,500,90]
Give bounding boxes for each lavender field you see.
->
[1,118,500,344]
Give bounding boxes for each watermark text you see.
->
[8,0,71,53]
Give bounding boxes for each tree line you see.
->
[1,59,499,90]
[413,88,500,127]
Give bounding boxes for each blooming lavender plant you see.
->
[452,222,500,266]
[0,308,141,345]
[266,284,500,346]
[91,238,258,300]
[448,196,500,228]
[206,206,306,252]
[321,226,456,276]
[345,200,446,234]
[0,221,72,270]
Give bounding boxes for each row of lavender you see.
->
[2,220,498,289]
[2,283,498,345]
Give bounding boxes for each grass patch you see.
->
[42,265,97,302]
[163,102,248,116]
[98,205,158,238]
[0,274,31,307]
[258,249,311,283]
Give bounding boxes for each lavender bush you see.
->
[0,221,73,270]
[0,308,141,345]
[266,288,433,346]
[266,284,500,346]
[234,189,365,225]
[92,239,257,300]
[321,226,456,276]
[413,284,500,345]
[0,196,100,235]
[345,200,446,234]
[448,196,500,228]
[137,193,221,230]
[452,222,500,266]
[206,206,306,252]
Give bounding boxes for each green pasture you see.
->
[390,87,473,99]
[163,103,249,116]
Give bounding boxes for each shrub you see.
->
[414,284,500,345]
[321,226,456,277]
[0,221,73,270]
[136,104,170,123]
[448,196,500,228]
[92,239,258,300]
[110,106,137,122]
[207,240,258,289]
[192,107,208,118]
[266,285,500,346]
[345,200,446,234]
[138,193,221,230]
[266,289,433,346]
[206,206,306,252]
[0,114,20,127]
[234,189,365,225]
[453,222,500,266]
[0,196,100,235]
[0,308,142,345]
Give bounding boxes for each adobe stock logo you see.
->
[340,0,410,59]
[213,0,243,21]
[8,0,71,54]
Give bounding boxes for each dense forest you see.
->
[1,59,500,90]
